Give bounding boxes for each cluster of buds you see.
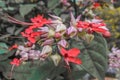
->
[14,42,53,61]
[9,12,110,67]
[109,47,120,68]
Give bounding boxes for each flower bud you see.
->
[20,52,28,61]
[48,29,55,37]
[41,45,52,55]
[56,24,66,35]
[58,39,68,48]
[50,54,61,66]
[55,32,61,38]
[41,38,54,46]
[67,26,77,38]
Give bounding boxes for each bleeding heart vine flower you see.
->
[8,13,110,68]
[21,15,51,43]
[77,20,111,37]
[31,15,51,28]
[60,48,82,65]
[10,58,21,66]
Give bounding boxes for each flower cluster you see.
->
[109,47,120,68]
[77,19,111,37]
[21,15,51,43]
[10,13,110,67]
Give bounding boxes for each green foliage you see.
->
[1,60,65,80]
[48,0,58,8]
[0,42,8,54]
[29,61,65,80]
[96,7,120,48]
[3,61,40,80]
[0,1,5,8]
[19,4,36,17]
[71,33,108,80]
[0,43,14,67]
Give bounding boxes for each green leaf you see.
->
[6,26,15,34]
[70,64,87,80]
[48,0,59,8]
[71,33,108,80]
[0,50,15,61]
[0,1,5,8]
[29,60,65,80]
[54,8,61,15]
[2,60,65,80]
[0,42,8,54]
[14,27,24,35]
[19,4,36,17]
[0,34,11,40]
[2,60,41,80]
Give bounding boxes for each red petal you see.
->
[28,37,36,43]
[102,31,111,37]
[21,32,27,37]
[10,62,15,65]
[92,27,111,37]
[25,28,33,34]
[16,63,20,66]
[60,48,67,56]
[68,48,80,57]
[93,2,100,8]
[9,44,18,51]
[92,27,107,33]
[66,57,82,64]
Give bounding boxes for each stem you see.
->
[3,14,33,26]
[9,65,15,80]
[53,37,59,54]
[44,0,48,8]
[73,0,77,18]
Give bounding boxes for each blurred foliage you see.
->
[95,6,120,48]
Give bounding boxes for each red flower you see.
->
[77,21,111,37]
[31,15,51,28]
[21,31,42,43]
[21,15,51,43]
[9,44,18,51]
[25,28,33,34]
[10,58,20,66]
[60,48,82,65]
[27,37,36,43]
[93,2,100,9]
